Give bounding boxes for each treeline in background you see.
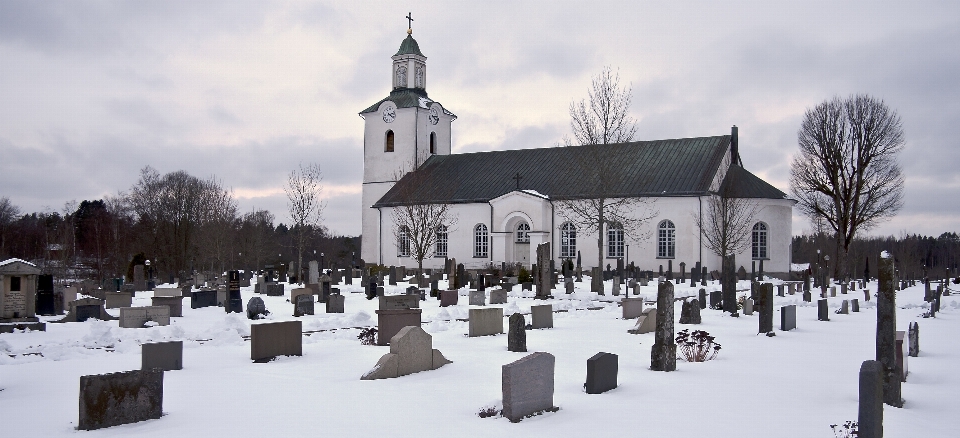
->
[792,232,960,280]
[0,167,359,283]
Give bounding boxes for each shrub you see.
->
[477,406,500,418]
[358,327,377,345]
[830,421,858,438]
[675,329,721,362]
[518,266,533,284]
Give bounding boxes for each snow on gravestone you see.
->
[502,352,556,422]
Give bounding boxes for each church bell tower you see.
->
[359,19,456,264]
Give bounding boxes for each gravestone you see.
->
[119,306,170,328]
[757,283,774,333]
[896,330,908,382]
[294,294,314,316]
[839,300,849,314]
[440,289,459,307]
[650,281,676,371]
[508,313,527,352]
[780,304,797,331]
[153,287,181,297]
[565,278,574,294]
[35,274,55,315]
[468,307,503,337]
[737,266,747,281]
[56,297,114,323]
[326,293,345,313]
[361,326,451,380]
[308,260,319,285]
[150,296,183,317]
[535,242,551,299]
[376,308,422,346]
[585,352,618,394]
[134,265,146,291]
[290,287,312,306]
[469,290,486,306]
[611,278,620,296]
[78,369,163,431]
[908,322,919,357]
[104,291,132,309]
[502,352,556,423]
[250,320,302,362]
[699,289,707,309]
[709,291,722,309]
[379,294,419,310]
[264,283,284,297]
[877,254,902,407]
[246,297,268,320]
[722,255,737,314]
[490,289,508,305]
[531,304,553,329]
[591,267,602,293]
[851,298,860,312]
[190,290,217,309]
[817,299,830,321]
[678,299,701,324]
[142,341,183,371]
[742,298,754,315]
[621,297,644,319]
[628,308,657,334]
[217,286,227,306]
[858,360,884,438]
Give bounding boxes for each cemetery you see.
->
[0,260,957,436]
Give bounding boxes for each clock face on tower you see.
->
[428,107,440,125]
[382,105,397,123]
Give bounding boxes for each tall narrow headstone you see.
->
[757,283,773,333]
[678,299,701,324]
[698,288,706,309]
[650,281,676,371]
[722,254,737,314]
[818,299,830,321]
[508,313,526,352]
[877,253,902,407]
[907,322,919,357]
[535,242,551,299]
[858,360,884,438]
[225,270,243,313]
[780,305,796,331]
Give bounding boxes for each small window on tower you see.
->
[430,132,437,154]
[385,130,395,152]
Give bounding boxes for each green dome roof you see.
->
[394,34,425,57]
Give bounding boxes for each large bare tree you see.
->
[0,196,21,258]
[558,66,656,269]
[285,163,325,283]
[790,94,905,280]
[391,166,457,274]
[695,187,761,259]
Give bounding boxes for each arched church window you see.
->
[474,224,489,258]
[398,225,410,257]
[516,222,530,243]
[435,225,448,258]
[752,222,768,260]
[385,130,394,152]
[396,65,407,88]
[430,132,437,154]
[657,220,675,258]
[607,222,624,258]
[560,222,577,258]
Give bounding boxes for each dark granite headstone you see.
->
[440,289,458,307]
[858,360,884,438]
[36,274,56,315]
[722,255,737,314]
[142,341,183,371]
[376,308,422,346]
[190,290,218,309]
[508,313,527,352]
[76,305,101,322]
[251,320,302,362]
[908,321,919,357]
[246,297,268,320]
[709,291,722,309]
[877,254,902,407]
[585,352,618,394]
[679,299,701,324]
[851,298,860,312]
[699,289,707,309]
[818,299,830,321]
[294,294,314,316]
[757,283,774,333]
[650,281,676,371]
[780,304,797,331]
[78,369,163,430]
[326,292,345,313]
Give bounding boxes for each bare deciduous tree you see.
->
[790,94,905,280]
[695,182,761,258]
[558,66,656,269]
[391,166,457,275]
[0,196,21,258]
[285,163,325,283]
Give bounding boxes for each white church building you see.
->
[360,30,795,276]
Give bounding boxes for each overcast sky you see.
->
[1,1,958,238]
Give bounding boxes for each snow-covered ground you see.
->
[1,277,957,437]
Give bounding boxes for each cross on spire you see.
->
[406,12,414,33]
[513,172,523,190]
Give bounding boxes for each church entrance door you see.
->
[514,243,529,265]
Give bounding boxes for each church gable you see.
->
[374,135,732,207]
